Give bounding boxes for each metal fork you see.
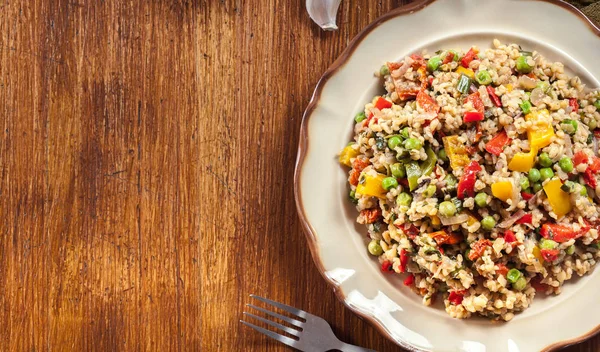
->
[241,295,377,352]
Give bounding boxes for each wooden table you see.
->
[1,1,598,351]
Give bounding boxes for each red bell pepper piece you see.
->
[495,263,509,276]
[381,260,394,273]
[468,239,492,260]
[485,130,511,156]
[521,192,533,200]
[569,98,579,112]
[399,249,409,273]
[540,248,560,262]
[464,111,484,122]
[403,274,415,286]
[573,151,588,167]
[504,230,517,243]
[375,97,393,110]
[584,169,597,188]
[403,223,420,239]
[416,90,440,114]
[448,290,465,305]
[589,157,600,173]
[515,213,532,225]
[486,85,502,107]
[461,47,478,68]
[442,51,454,64]
[531,276,549,292]
[466,92,485,113]
[457,161,482,199]
[361,208,382,224]
[540,223,587,243]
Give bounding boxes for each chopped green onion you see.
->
[380,64,390,76]
[540,238,558,250]
[457,74,472,94]
[560,119,578,135]
[475,70,492,85]
[427,56,442,72]
[519,100,532,114]
[355,111,366,123]
[507,268,522,283]
[516,55,533,74]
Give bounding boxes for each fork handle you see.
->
[336,342,377,352]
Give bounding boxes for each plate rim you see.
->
[293,1,600,351]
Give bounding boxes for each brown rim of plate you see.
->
[293,0,600,351]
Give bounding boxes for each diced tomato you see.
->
[461,47,478,68]
[521,192,533,200]
[515,213,532,225]
[569,98,579,112]
[485,130,511,156]
[387,62,401,71]
[361,208,381,224]
[584,168,597,188]
[540,248,560,262]
[375,97,393,110]
[403,274,415,286]
[531,276,549,292]
[496,263,509,276]
[594,129,600,139]
[381,260,394,273]
[504,230,517,243]
[573,151,588,167]
[540,223,585,243]
[589,157,600,173]
[468,239,492,261]
[442,51,455,65]
[398,178,409,188]
[464,111,484,123]
[448,290,465,305]
[349,170,359,186]
[410,54,426,70]
[352,158,370,172]
[399,249,409,273]
[416,90,440,114]
[429,231,463,245]
[466,92,485,113]
[486,85,502,107]
[428,77,434,87]
[457,161,482,199]
[403,223,420,239]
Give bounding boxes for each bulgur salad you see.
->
[339,40,600,321]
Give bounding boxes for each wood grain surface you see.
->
[0,0,598,351]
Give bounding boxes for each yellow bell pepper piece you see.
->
[508,148,538,172]
[506,84,513,92]
[339,144,359,167]
[431,214,441,227]
[456,66,475,79]
[491,181,513,202]
[464,211,478,226]
[356,173,387,199]
[543,178,572,218]
[532,246,544,264]
[526,109,555,149]
[442,135,469,171]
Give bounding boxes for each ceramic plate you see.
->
[294,0,600,351]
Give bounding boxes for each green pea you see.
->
[594,100,600,110]
[397,192,412,207]
[400,127,410,139]
[515,55,533,74]
[368,240,384,256]
[558,157,573,173]
[438,148,448,162]
[567,245,575,255]
[388,136,402,150]
[532,182,543,193]
[512,276,527,291]
[427,56,442,72]
[588,119,597,130]
[382,177,399,191]
[528,168,541,183]
[481,216,496,231]
[423,184,437,198]
[355,111,366,123]
[380,64,390,76]
[560,119,578,135]
[475,70,492,85]
[520,177,530,190]
[540,238,558,250]
[404,138,422,150]
[438,201,457,217]
[581,185,588,196]
[390,163,406,178]
[538,152,553,167]
[540,167,554,181]
[507,268,522,283]
[475,192,488,207]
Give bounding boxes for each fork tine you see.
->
[250,295,307,319]
[240,320,299,349]
[243,312,301,337]
[247,304,304,328]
